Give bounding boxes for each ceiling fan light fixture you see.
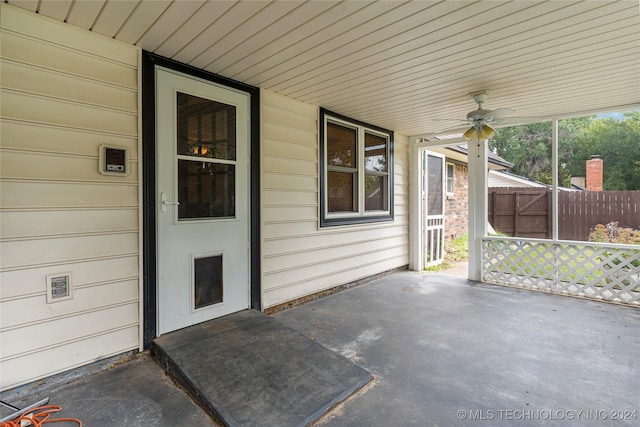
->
[463,124,495,141]
[480,124,496,140]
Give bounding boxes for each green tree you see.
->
[488,112,640,190]
[488,121,553,184]
[567,111,640,190]
[557,116,592,187]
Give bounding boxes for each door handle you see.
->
[161,192,180,213]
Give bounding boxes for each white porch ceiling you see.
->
[8,0,640,137]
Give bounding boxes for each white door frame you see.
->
[409,144,446,271]
[409,137,488,279]
[423,150,446,267]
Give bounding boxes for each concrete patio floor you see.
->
[273,270,640,426]
[2,270,638,426]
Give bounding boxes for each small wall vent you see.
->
[46,272,74,303]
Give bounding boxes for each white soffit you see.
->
[7,0,640,136]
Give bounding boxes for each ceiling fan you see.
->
[435,90,532,141]
[460,90,514,141]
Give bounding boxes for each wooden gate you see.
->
[488,188,551,238]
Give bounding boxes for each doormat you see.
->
[152,310,372,427]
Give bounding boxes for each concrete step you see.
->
[152,310,372,427]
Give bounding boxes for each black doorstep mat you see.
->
[152,310,372,427]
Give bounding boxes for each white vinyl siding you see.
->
[0,5,140,391]
[488,170,546,188]
[261,90,409,308]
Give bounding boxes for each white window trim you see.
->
[320,108,394,227]
[446,162,455,196]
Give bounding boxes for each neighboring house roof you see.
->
[488,170,547,187]
[446,145,513,169]
[429,145,513,170]
[488,170,582,191]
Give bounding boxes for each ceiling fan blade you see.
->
[482,108,514,119]
[431,117,548,137]
[493,116,547,125]
[432,118,471,122]
[424,124,472,138]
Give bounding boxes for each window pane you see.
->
[365,133,387,172]
[177,92,236,160]
[194,255,223,309]
[328,171,356,212]
[327,122,357,167]
[446,164,455,193]
[178,160,235,219]
[365,174,388,211]
[320,108,394,226]
[427,155,443,215]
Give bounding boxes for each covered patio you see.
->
[3,271,638,426]
[1,0,639,413]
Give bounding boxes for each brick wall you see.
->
[586,156,603,191]
[445,162,469,241]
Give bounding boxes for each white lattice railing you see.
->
[482,237,640,306]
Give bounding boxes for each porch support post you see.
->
[551,119,559,240]
[467,138,488,281]
[408,141,422,270]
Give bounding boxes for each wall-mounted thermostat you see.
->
[99,144,130,176]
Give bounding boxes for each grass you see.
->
[424,234,468,272]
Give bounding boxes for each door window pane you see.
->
[177,92,236,160]
[328,171,356,212]
[427,154,443,215]
[327,122,357,167]
[194,255,223,309]
[178,160,235,219]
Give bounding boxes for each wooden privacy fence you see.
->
[559,191,640,241]
[488,188,640,241]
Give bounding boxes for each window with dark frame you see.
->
[320,108,394,227]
